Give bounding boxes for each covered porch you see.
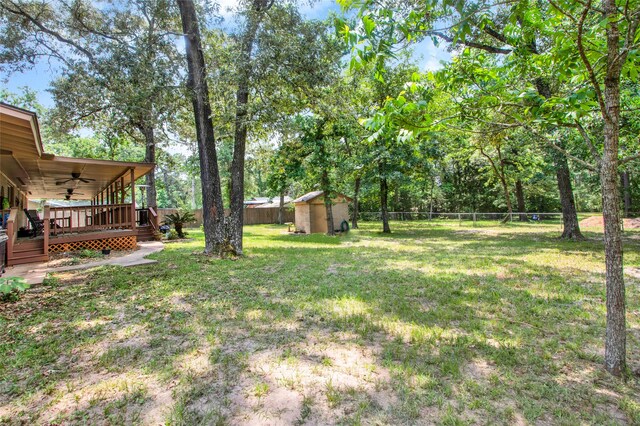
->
[1,103,157,266]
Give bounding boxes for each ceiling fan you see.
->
[57,188,85,196]
[57,188,85,200]
[55,172,96,185]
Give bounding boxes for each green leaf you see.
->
[362,15,376,36]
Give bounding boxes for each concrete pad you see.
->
[3,241,164,285]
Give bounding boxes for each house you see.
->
[244,196,293,208]
[293,191,351,234]
[253,196,292,208]
[0,103,157,265]
[244,197,270,208]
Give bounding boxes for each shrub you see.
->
[42,275,60,287]
[163,210,196,238]
[0,277,29,302]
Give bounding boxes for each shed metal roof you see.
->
[293,191,324,203]
[293,191,352,203]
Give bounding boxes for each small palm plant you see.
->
[163,210,196,238]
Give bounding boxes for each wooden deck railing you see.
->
[49,203,134,236]
[5,208,17,261]
[148,207,158,231]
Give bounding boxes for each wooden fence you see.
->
[157,207,294,228]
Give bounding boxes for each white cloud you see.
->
[410,37,451,72]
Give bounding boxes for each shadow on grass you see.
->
[1,223,639,424]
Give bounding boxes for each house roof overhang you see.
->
[0,103,154,200]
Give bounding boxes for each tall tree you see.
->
[207,2,341,251]
[0,0,181,209]
[176,0,227,255]
[559,0,640,375]
[227,0,274,254]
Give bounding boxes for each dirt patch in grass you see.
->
[580,215,640,229]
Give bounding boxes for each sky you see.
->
[3,0,450,108]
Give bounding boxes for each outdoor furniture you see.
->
[23,209,45,237]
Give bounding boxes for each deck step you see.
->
[13,248,45,257]
[136,226,155,242]
[15,241,44,250]
[7,254,49,266]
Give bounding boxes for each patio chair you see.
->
[23,209,44,237]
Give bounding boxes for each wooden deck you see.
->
[7,205,157,266]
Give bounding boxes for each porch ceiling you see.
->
[20,155,154,200]
[0,103,154,200]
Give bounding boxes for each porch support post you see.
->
[43,206,50,257]
[91,197,95,230]
[120,176,125,203]
[130,168,136,230]
[6,208,16,264]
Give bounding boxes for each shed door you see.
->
[310,204,327,234]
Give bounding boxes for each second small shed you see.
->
[293,190,352,234]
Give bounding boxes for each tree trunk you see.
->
[479,145,512,222]
[177,0,226,255]
[324,198,335,236]
[601,0,626,375]
[499,176,513,223]
[351,176,360,229]
[141,125,157,209]
[601,65,625,377]
[278,190,285,225]
[602,127,625,376]
[621,171,631,218]
[536,79,584,239]
[556,157,584,240]
[228,0,269,255]
[321,170,335,236]
[379,161,391,233]
[515,179,527,222]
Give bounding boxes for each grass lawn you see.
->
[1,221,639,425]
